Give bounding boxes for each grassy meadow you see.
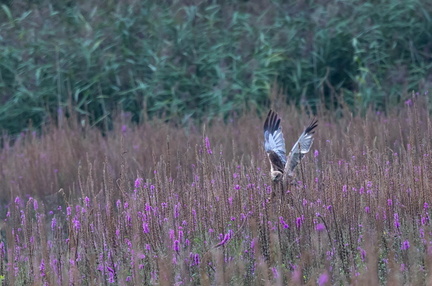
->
[1,1,432,284]
[0,95,431,285]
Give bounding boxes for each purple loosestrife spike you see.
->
[401,240,410,250]
[316,223,325,232]
[250,238,255,250]
[33,199,38,210]
[394,213,400,229]
[169,229,175,240]
[135,177,143,188]
[216,232,231,247]
[420,228,425,238]
[84,196,90,207]
[296,216,304,229]
[121,124,127,133]
[194,254,200,265]
[279,216,289,229]
[108,272,115,283]
[205,137,213,154]
[173,240,180,252]
[72,217,80,230]
[317,272,329,286]
[39,259,46,277]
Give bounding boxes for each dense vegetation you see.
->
[1,1,432,284]
[1,0,432,135]
[0,95,431,284]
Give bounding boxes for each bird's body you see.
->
[263,110,318,182]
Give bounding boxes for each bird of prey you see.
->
[263,110,318,182]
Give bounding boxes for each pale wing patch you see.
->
[285,119,318,175]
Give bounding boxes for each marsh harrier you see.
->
[263,110,318,182]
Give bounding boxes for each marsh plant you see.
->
[0,95,431,285]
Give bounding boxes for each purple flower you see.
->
[317,272,329,285]
[84,196,90,207]
[51,218,57,230]
[315,223,325,232]
[401,240,410,250]
[394,213,400,229]
[279,216,289,229]
[39,259,45,277]
[121,124,128,133]
[314,150,319,157]
[234,184,241,190]
[173,240,180,252]
[135,177,143,188]
[194,254,200,265]
[72,217,81,230]
[296,216,304,229]
[342,185,347,193]
[358,247,366,261]
[205,137,213,154]
[404,99,412,106]
[33,199,39,210]
[216,232,231,247]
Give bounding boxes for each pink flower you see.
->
[318,272,329,285]
[315,223,325,232]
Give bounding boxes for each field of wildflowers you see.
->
[0,95,432,285]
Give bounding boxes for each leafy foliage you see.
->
[0,0,431,134]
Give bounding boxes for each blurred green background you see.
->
[0,0,431,135]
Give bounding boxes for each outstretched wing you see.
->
[263,110,287,172]
[285,119,318,175]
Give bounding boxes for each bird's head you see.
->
[270,171,283,182]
